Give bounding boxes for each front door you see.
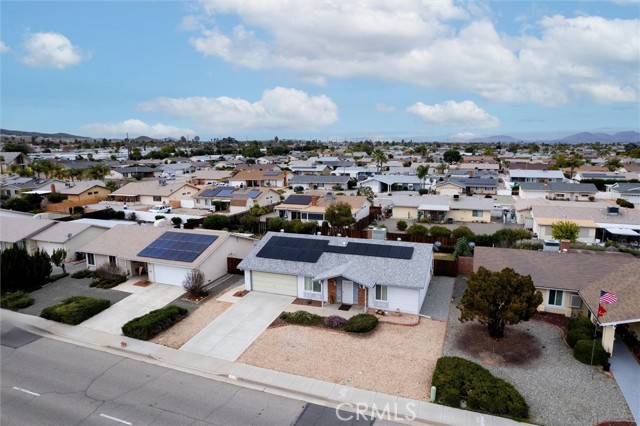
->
[342,280,353,304]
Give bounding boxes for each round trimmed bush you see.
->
[567,329,592,348]
[344,313,378,333]
[573,339,609,365]
[396,220,408,231]
[568,315,595,334]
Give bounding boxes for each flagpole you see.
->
[590,298,600,379]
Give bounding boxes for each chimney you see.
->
[311,196,317,206]
[560,240,570,253]
[50,184,56,193]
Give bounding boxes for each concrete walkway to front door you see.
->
[610,339,640,424]
[181,292,294,361]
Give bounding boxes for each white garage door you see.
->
[153,264,190,286]
[252,271,297,296]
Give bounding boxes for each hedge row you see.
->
[122,305,188,340]
[90,274,127,289]
[574,339,609,366]
[1,291,35,310]
[279,311,378,333]
[41,296,110,325]
[432,356,529,420]
[567,315,595,348]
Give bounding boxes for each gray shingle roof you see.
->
[289,175,350,184]
[238,232,433,289]
[520,182,598,192]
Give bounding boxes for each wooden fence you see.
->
[434,259,458,277]
[227,257,243,275]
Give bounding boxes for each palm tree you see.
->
[416,164,430,191]
[85,164,110,180]
[436,163,448,175]
[374,149,387,173]
[69,168,84,183]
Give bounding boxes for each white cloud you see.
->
[187,1,639,106]
[20,32,88,69]
[81,119,195,139]
[0,41,9,54]
[138,87,338,132]
[407,100,500,129]
[375,103,396,113]
[449,132,477,141]
[570,83,638,103]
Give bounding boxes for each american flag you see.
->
[600,290,618,305]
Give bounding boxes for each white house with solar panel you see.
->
[79,225,255,286]
[238,232,433,315]
[193,186,281,213]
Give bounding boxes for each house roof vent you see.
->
[607,206,620,216]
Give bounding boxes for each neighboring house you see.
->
[574,172,636,182]
[238,232,434,315]
[528,204,640,242]
[474,246,640,356]
[159,163,197,176]
[385,194,493,223]
[109,166,157,180]
[358,175,422,194]
[289,175,350,190]
[228,169,287,188]
[608,183,640,204]
[0,151,30,171]
[519,182,598,201]
[108,181,199,206]
[189,170,235,186]
[0,216,56,252]
[509,169,566,183]
[80,225,256,286]
[193,186,280,213]
[449,177,498,196]
[330,166,376,181]
[276,194,370,225]
[56,180,111,203]
[29,220,107,261]
[1,177,65,197]
[289,165,332,175]
[435,181,465,196]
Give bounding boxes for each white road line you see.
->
[12,386,40,396]
[99,414,132,425]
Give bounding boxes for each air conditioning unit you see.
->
[453,194,460,201]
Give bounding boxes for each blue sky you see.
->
[1,0,639,141]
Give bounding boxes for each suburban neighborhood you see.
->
[1,134,639,426]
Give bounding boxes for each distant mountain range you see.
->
[0,128,90,140]
[465,131,640,144]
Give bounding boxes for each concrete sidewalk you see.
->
[1,309,534,426]
[181,292,294,361]
[610,339,640,424]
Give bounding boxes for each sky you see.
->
[1,0,639,142]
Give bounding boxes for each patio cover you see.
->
[605,227,640,236]
[418,204,450,211]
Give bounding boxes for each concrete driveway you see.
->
[80,282,185,334]
[181,292,294,361]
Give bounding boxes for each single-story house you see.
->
[109,166,157,180]
[519,182,598,201]
[289,175,351,190]
[189,170,234,186]
[449,178,498,196]
[509,169,566,183]
[359,175,422,194]
[607,183,640,205]
[1,177,66,197]
[159,163,197,176]
[474,246,640,356]
[238,232,434,315]
[80,225,256,286]
[0,151,30,171]
[289,165,332,175]
[193,186,280,213]
[29,220,107,261]
[574,172,636,182]
[0,216,56,252]
[108,181,199,207]
[276,194,370,225]
[380,194,493,223]
[228,169,287,188]
[56,180,111,203]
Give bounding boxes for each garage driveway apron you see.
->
[181,292,294,361]
[80,282,185,335]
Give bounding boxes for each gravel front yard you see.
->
[150,297,232,348]
[445,276,634,426]
[238,319,447,400]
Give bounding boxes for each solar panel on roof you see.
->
[138,231,218,263]
[283,195,313,205]
[264,170,281,176]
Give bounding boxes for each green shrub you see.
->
[573,339,609,365]
[344,313,379,333]
[279,310,324,326]
[567,329,592,348]
[71,269,93,279]
[1,291,35,310]
[432,356,528,420]
[122,305,188,340]
[406,224,429,236]
[90,264,127,288]
[616,198,635,208]
[47,272,69,283]
[568,315,595,335]
[90,275,127,289]
[429,226,451,237]
[396,220,408,231]
[40,296,110,325]
[452,226,474,239]
[47,192,67,203]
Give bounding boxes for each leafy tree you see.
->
[554,153,584,180]
[51,248,67,273]
[452,226,475,239]
[604,158,622,172]
[4,196,33,212]
[458,267,543,338]
[356,186,375,201]
[248,204,267,216]
[492,228,532,248]
[240,214,260,233]
[0,246,51,293]
[429,226,451,237]
[325,201,355,228]
[551,220,580,243]
[105,181,119,192]
[443,149,462,164]
[202,214,231,230]
[453,237,473,258]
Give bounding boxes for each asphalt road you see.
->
[1,326,403,426]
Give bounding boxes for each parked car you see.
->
[149,205,172,213]
[160,172,176,180]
